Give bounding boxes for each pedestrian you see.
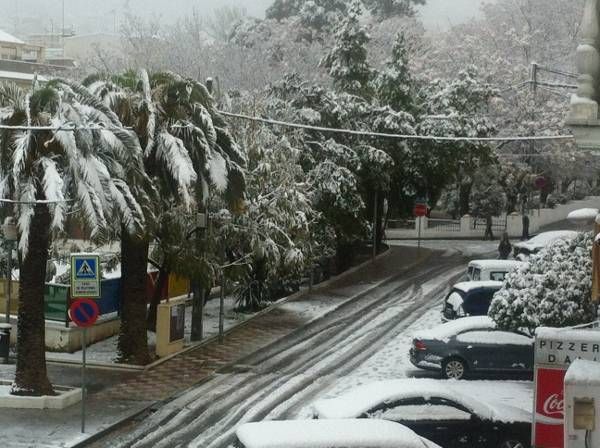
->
[498,232,512,259]
[522,214,530,240]
[484,215,494,240]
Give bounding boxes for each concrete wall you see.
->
[386,197,600,240]
[6,314,121,352]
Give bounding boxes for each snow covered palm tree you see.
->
[0,81,145,395]
[86,70,246,362]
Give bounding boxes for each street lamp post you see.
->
[191,212,208,342]
[2,217,17,324]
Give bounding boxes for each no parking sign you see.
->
[68,299,100,328]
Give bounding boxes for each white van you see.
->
[466,260,524,282]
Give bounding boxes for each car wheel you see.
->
[498,440,525,448]
[442,357,467,380]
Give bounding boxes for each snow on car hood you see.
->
[567,208,598,222]
[413,316,496,342]
[453,281,503,293]
[312,379,531,424]
[513,231,578,252]
[235,419,440,448]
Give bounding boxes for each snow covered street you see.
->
[93,247,532,448]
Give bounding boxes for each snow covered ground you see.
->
[46,295,253,364]
[388,239,499,258]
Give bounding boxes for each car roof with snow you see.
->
[413,316,496,341]
[452,281,503,293]
[468,260,524,269]
[313,379,531,424]
[235,419,441,448]
[513,230,578,251]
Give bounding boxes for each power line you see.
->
[536,81,577,90]
[0,198,74,205]
[219,110,574,143]
[536,65,579,79]
[0,124,133,132]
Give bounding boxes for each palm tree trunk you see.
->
[117,229,151,365]
[12,204,53,396]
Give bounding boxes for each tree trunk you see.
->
[12,204,53,396]
[459,182,472,216]
[117,230,151,365]
[540,178,555,205]
[191,282,205,341]
[146,267,168,332]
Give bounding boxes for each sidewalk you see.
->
[0,246,432,448]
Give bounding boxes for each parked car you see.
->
[442,281,503,321]
[234,418,441,448]
[512,230,578,259]
[466,260,524,282]
[410,316,534,379]
[312,379,531,448]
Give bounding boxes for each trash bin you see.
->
[0,324,11,364]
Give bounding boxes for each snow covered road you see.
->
[103,251,532,448]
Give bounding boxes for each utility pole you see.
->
[13,0,18,35]
[528,62,538,164]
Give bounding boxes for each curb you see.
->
[143,248,397,371]
[72,247,433,447]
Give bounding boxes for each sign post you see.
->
[70,253,101,434]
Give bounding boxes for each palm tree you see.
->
[86,70,246,363]
[0,80,145,395]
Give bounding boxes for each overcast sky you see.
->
[0,0,491,35]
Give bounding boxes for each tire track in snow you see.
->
[111,256,465,448]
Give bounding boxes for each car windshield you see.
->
[374,403,471,422]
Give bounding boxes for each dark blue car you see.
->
[410,316,534,380]
[441,281,503,322]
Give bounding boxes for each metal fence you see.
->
[386,219,416,230]
[426,219,461,232]
[473,217,507,232]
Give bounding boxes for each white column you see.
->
[569,0,600,122]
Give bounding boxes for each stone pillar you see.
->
[568,0,600,123]
[460,214,473,236]
[506,213,523,239]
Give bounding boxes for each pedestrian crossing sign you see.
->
[71,253,101,299]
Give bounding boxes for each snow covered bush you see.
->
[217,128,321,311]
[489,232,597,334]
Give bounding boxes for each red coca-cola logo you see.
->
[542,393,564,417]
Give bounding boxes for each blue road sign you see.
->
[71,254,101,299]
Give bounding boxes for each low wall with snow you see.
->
[386,196,600,240]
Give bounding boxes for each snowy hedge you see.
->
[489,232,597,334]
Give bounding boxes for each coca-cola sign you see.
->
[542,393,564,418]
[535,368,566,447]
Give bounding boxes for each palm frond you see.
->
[156,131,197,207]
[12,132,32,179]
[16,180,36,257]
[39,157,66,231]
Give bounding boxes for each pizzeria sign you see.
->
[533,326,600,448]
